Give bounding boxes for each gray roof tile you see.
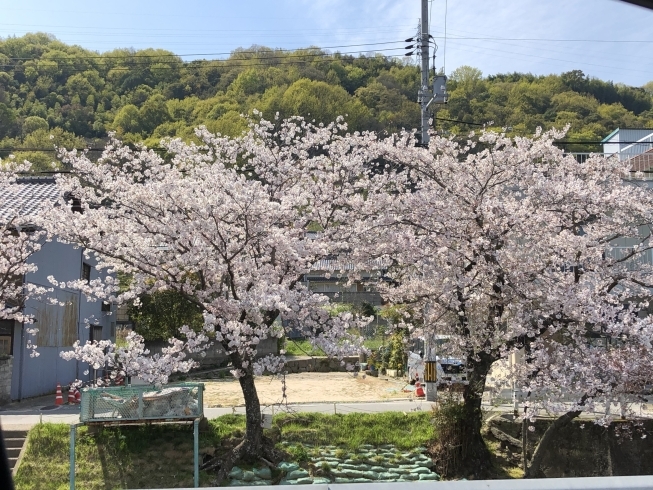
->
[0,176,60,223]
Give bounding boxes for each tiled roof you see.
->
[311,258,390,271]
[0,176,60,223]
[628,148,653,173]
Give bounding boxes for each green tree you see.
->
[2,34,653,150]
[22,116,49,136]
[266,79,372,131]
[112,104,141,134]
[138,94,170,134]
[13,127,84,172]
[203,110,249,137]
[65,72,100,104]
[128,291,205,342]
[0,103,18,139]
[644,81,653,96]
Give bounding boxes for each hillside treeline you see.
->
[1,33,652,170]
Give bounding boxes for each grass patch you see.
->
[14,412,524,488]
[284,338,387,357]
[16,412,434,488]
[362,338,386,350]
[275,411,434,450]
[485,439,524,479]
[15,422,221,490]
[283,339,326,357]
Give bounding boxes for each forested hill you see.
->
[1,33,652,170]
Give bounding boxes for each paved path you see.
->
[0,399,436,429]
[2,396,651,430]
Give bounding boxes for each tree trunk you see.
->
[214,352,279,484]
[459,351,494,475]
[525,404,584,478]
[239,369,264,456]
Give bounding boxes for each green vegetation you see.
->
[275,412,434,450]
[128,290,204,342]
[16,414,432,488]
[440,66,653,150]
[283,339,327,356]
[17,413,524,489]
[1,34,652,173]
[387,330,408,372]
[14,422,225,489]
[283,337,385,356]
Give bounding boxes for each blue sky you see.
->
[0,0,651,87]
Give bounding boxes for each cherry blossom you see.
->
[44,115,390,475]
[353,126,653,473]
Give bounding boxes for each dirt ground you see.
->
[202,372,411,407]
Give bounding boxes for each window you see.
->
[0,320,14,355]
[0,336,11,356]
[82,263,91,283]
[90,325,103,343]
[101,301,111,312]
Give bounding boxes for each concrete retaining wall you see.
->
[284,356,360,374]
[145,337,279,369]
[494,416,653,477]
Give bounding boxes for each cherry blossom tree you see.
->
[0,161,48,353]
[355,127,653,474]
[45,115,393,478]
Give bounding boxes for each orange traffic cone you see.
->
[75,388,81,404]
[67,387,76,404]
[54,384,63,406]
[415,381,425,398]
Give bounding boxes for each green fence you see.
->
[80,382,204,423]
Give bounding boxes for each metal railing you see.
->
[571,152,653,180]
[158,476,653,490]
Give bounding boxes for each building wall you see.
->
[11,240,114,400]
[603,129,653,161]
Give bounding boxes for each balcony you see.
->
[571,151,653,180]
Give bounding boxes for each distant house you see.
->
[305,258,387,307]
[602,128,653,177]
[0,176,114,400]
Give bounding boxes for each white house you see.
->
[602,128,653,176]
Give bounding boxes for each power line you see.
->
[3,141,652,153]
[443,0,448,74]
[0,23,414,32]
[436,30,653,72]
[441,39,653,76]
[2,40,406,61]
[429,35,653,44]
[434,116,484,126]
[0,49,412,74]
[2,147,168,153]
[555,141,653,145]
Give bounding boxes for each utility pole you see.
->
[419,0,431,147]
[422,304,438,403]
[407,1,447,145]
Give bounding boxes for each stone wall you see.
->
[493,416,653,477]
[284,356,360,374]
[0,356,13,405]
